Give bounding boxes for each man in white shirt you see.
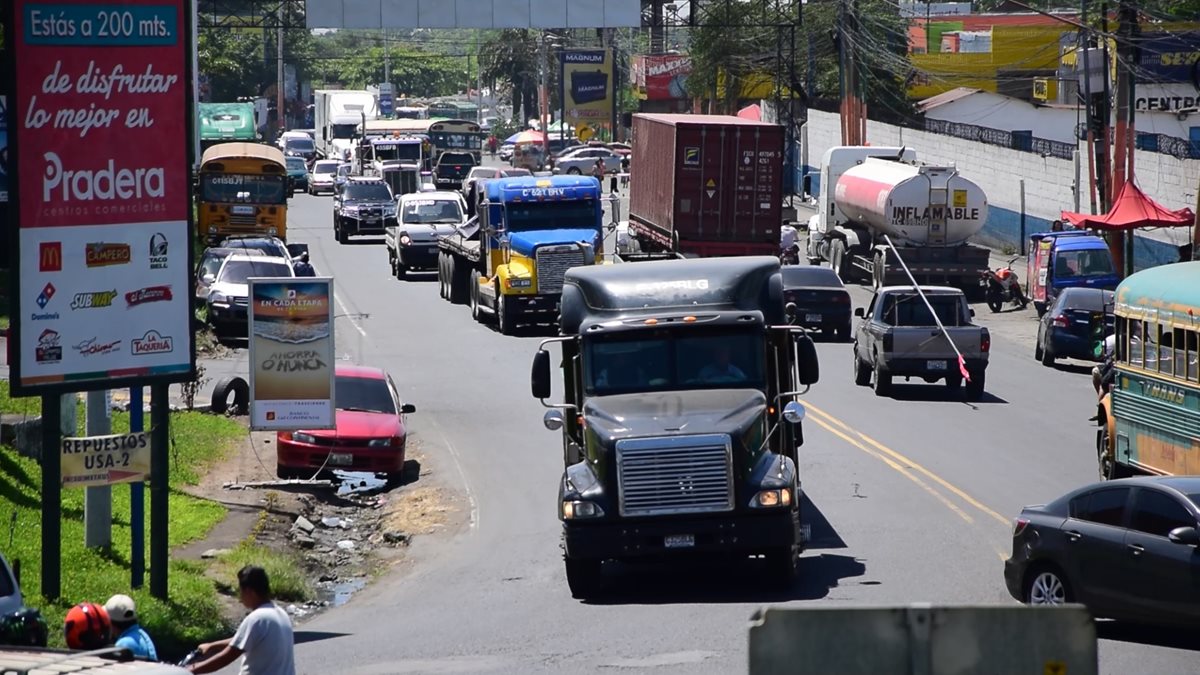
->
[188,566,296,675]
[779,223,798,253]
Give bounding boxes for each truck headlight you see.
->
[506,277,531,288]
[750,488,794,509]
[562,500,605,519]
[399,234,412,246]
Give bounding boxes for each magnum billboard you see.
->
[248,278,335,431]
[560,49,613,128]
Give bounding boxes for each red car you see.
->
[276,364,416,480]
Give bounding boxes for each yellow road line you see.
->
[806,402,1011,527]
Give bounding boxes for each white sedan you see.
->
[552,147,623,175]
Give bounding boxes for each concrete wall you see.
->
[800,108,1200,270]
[924,92,1079,144]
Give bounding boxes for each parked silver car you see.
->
[551,147,622,175]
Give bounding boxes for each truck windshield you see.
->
[584,328,765,396]
[505,200,597,232]
[1054,249,1115,278]
[331,123,357,140]
[375,143,422,162]
[200,174,287,204]
[881,294,966,327]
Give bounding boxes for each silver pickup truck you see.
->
[852,286,990,400]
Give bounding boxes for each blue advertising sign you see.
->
[1138,31,1200,86]
[379,93,393,116]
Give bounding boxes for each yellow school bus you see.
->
[197,143,289,243]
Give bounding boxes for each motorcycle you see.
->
[980,256,1029,313]
[780,244,800,266]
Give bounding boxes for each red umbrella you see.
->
[1061,179,1194,231]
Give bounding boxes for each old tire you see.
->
[564,558,604,599]
[1097,427,1131,480]
[853,351,872,387]
[830,240,848,282]
[965,370,986,401]
[211,376,250,415]
[873,362,892,396]
[766,546,799,590]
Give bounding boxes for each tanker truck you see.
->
[805,146,991,292]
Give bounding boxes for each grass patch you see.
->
[213,538,311,604]
[0,390,246,659]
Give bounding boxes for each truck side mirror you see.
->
[531,349,552,400]
[795,333,820,386]
[854,307,864,318]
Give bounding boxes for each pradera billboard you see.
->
[248,278,336,431]
[8,0,194,394]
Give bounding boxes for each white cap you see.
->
[104,594,137,623]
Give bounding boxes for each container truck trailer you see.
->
[627,114,785,257]
[806,146,991,292]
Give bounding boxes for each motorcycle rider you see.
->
[779,223,799,264]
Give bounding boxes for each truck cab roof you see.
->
[560,256,784,334]
[483,175,602,203]
[1031,231,1109,251]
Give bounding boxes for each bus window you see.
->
[1128,320,1144,367]
[1116,316,1127,362]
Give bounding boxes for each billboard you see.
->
[560,49,613,128]
[1138,31,1200,85]
[306,0,642,29]
[248,278,335,431]
[8,0,194,395]
[634,55,692,101]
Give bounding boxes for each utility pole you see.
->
[539,32,550,158]
[276,3,285,133]
[1110,2,1138,277]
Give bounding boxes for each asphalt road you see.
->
[220,171,1197,674]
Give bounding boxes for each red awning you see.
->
[1061,179,1194,231]
[736,104,762,121]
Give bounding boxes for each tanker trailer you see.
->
[806,146,991,292]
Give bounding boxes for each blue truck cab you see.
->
[440,175,605,334]
[1027,231,1120,316]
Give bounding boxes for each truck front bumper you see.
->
[882,357,987,378]
[342,216,393,236]
[563,509,801,562]
[509,293,561,317]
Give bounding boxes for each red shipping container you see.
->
[629,113,784,257]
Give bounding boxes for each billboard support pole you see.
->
[84,391,113,548]
[130,387,146,588]
[149,384,170,600]
[40,396,63,599]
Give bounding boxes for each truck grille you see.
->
[536,246,587,294]
[615,434,734,517]
[229,214,257,226]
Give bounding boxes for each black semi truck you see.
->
[530,256,820,597]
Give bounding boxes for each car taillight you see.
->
[836,293,850,304]
[1012,517,1030,537]
[1053,315,1069,328]
[981,332,991,353]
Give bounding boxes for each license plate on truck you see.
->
[664,534,695,549]
[805,313,822,323]
[928,360,947,370]
[329,453,353,466]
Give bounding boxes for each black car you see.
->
[782,265,853,340]
[1004,476,1200,627]
[433,151,477,190]
[284,136,318,163]
[1035,287,1115,366]
[334,178,397,244]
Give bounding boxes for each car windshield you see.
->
[286,138,315,152]
[782,267,843,288]
[218,260,291,284]
[200,174,287,204]
[313,161,340,174]
[880,294,965,327]
[1055,249,1115,278]
[505,200,596,232]
[402,199,463,224]
[336,375,396,414]
[440,152,475,165]
[345,183,393,200]
[585,328,765,396]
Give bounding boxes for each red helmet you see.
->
[64,602,111,650]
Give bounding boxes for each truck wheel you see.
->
[449,257,469,305]
[564,557,604,599]
[496,284,516,335]
[873,362,892,396]
[853,351,872,387]
[765,546,799,589]
[470,271,484,322]
[872,251,886,289]
[965,370,986,402]
[830,240,848,282]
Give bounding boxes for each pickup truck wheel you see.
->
[337,222,348,245]
[873,362,892,396]
[395,261,407,280]
[765,546,799,589]
[564,557,604,599]
[853,351,872,386]
[965,370,986,401]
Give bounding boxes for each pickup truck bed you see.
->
[853,286,990,400]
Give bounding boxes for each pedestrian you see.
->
[104,594,158,661]
[1050,219,1063,232]
[592,158,605,179]
[292,252,315,277]
[64,602,111,651]
[187,566,295,675]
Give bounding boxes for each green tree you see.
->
[198,29,271,102]
[479,29,540,124]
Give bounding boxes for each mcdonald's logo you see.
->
[39,242,62,272]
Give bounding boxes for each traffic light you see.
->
[1091,313,1106,359]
